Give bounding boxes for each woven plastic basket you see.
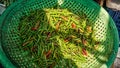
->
[0,0,119,68]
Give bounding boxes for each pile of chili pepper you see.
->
[19,8,100,68]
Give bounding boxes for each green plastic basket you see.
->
[0,0,119,68]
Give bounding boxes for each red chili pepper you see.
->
[45,50,52,58]
[64,37,70,42]
[46,32,51,41]
[47,32,51,38]
[31,27,37,31]
[31,21,40,31]
[49,62,55,68]
[64,39,69,42]
[82,48,87,56]
[71,23,76,29]
[31,46,37,52]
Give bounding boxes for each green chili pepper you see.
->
[19,8,98,68]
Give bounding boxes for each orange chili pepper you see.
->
[56,21,61,31]
[64,37,70,42]
[61,16,68,21]
[71,23,76,29]
[82,39,87,46]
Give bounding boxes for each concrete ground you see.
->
[113,47,120,68]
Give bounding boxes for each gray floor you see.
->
[0,4,5,15]
[114,48,120,68]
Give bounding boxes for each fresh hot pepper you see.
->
[31,21,40,31]
[82,48,87,56]
[45,50,52,58]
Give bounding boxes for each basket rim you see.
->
[0,0,119,68]
[0,0,23,68]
